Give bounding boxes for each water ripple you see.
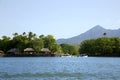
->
[0,72,82,79]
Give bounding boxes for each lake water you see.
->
[0,57,120,80]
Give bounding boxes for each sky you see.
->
[0,0,120,39]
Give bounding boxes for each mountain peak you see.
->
[92,25,104,29]
[57,25,120,44]
[94,25,102,27]
[89,25,105,32]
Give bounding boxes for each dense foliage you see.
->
[60,44,79,56]
[79,37,120,57]
[0,32,79,56]
[1,32,120,57]
[0,32,60,52]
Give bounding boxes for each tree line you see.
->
[0,32,79,56]
[1,32,120,57]
[79,37,120,57]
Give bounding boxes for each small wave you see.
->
[1,72,119,80]
[0,72,82,79]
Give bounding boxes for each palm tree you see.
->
[23,32,26,36]
[103,32,107,37]
[13,32,18,37]
[28,32,33,41]
[2,36,10,41]
[33,33,36,39]
[39,35,44,39]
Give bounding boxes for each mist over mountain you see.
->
[57,25,120,44]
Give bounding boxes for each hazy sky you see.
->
[0,0,120,39]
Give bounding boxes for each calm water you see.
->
[0,57,120,80]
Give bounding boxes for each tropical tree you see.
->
[13,32,18,37]
[22,32,26,36]
[79,37,120,56]
[39,35,44,39]
[32,38,43,51]
[1,36,11,51]
[103,32,107,37]
[28,32,33,41]
[60,44,79,55]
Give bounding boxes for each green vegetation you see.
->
[79,37,120,57]
[0,32,120,57]
[0,32,79,57]
[60,44,79,56]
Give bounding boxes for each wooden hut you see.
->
[0,50,5,56]
[7,48,19,55]
[39,48,53,56]
[0,50,4,54]
[40,48,51,54]
[24,48,35,54]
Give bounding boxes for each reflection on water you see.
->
[0,57,120,80]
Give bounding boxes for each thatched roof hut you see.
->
[40,48,50,53]
[39,48,53,56]
[24,48,35,54]
[0,50,4,54]
[0,50,4,56]
[7,48,19,55]
[24,48,34,52]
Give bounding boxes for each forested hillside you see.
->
[79,37,120,57]
[57,25,120,44]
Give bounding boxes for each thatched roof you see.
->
[24,48,34,52]
[7,48,19,53]
[40,48,50,52]
[0,50,4,54]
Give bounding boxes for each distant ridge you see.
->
[57,25,120,44]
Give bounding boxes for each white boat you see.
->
[82,55,88,58]
[80,54,88,58]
